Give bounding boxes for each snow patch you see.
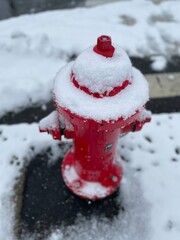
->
[64,165,110,198]
[151,55,167,71]
[46,164,151,240]
[0,123,61,239]
[39,111,60,131]
[72,45,132,94]
[54,63,149,122]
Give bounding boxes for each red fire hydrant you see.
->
[39,36,151,200]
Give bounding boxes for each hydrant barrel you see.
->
[74,124,120,182]
[60,112,124,199]
[57,106,143,200]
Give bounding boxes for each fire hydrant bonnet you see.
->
[54,40,149,122]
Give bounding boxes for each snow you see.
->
[121,114,180,240]
[137,109,152,122]
[54,63,149,121]
[1,113,180,240]
[72,45,132,94]
[151,55,167,71]
[64,164,79,182]
[0,1,180,239]
[0,0,180,116]
[168,74,175,81]
[80,181,109,198]
[39,111,60,131]
[0,33,66,117]
[64,164,111,198]
[46,164,151,240]
[0,124,60,240]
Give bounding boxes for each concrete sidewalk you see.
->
[147,72,180,98]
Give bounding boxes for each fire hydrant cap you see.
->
[93,35,115,57]
[53,37,149,122]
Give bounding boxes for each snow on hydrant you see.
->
[39,35,151,200]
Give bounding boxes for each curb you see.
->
[147,72,180,98]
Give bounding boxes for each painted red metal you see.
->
[39,35,151,200]
[54,103,149,199]
[39,127,61,140]
[93,35,115,58]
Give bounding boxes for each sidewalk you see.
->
[9,72,180,240]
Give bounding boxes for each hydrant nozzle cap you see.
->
[93,35,115,58]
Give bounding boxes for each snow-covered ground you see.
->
[1,113,180,240]
[0,124,61,240]
[0,0,180,116]
[0,1,180,239]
